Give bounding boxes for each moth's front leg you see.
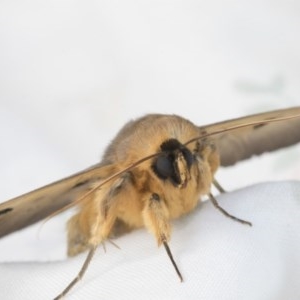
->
[142,192,183,281]
[142,193,171,245]
[56,195,119,300]
[67,176,128,256]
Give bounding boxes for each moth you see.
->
[1,107,300,299]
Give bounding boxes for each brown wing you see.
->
[198,107,300,166]
[0,163,114,238]
[2,107,300,238]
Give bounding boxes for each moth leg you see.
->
[212,178,226,193]
[162,241,183,282]
[67,214,90,256]
[53,244,97,300]
[208,193,252,226]
[143,193,183,282]
[57,197,119,299]
[67,176,128,256]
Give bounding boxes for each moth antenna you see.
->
[42,109,287,229]
[42,152,162,225]
[184,112,300,146]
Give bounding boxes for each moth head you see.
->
[152,138,194,188]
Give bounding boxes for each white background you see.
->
[0,1,300,299]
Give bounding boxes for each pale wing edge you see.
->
[197,107,300,166]
[0,163,113,238]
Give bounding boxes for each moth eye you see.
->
[153,155,173,179]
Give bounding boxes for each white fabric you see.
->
[1,182,300,300]
[0,1,300,300]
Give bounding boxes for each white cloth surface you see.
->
[1,182,300,300]
[0,1,300,300]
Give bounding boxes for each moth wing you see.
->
[198,107,300,166]
[0,163,116,238]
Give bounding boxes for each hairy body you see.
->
[68,114,219,256]
[1,107,300,299]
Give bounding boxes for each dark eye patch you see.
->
[152,139,195,185]
[160,139,182,152]
[153,155,173,179]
